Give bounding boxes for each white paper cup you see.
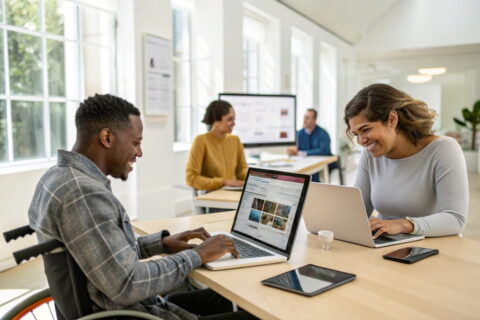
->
[318,230,334,250]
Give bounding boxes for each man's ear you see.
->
[388,110,398,128]
[99,128,114,148]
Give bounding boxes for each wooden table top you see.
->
[133,212,480,320]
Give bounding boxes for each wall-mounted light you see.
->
[418,67,447,76]
[407,74,432,83]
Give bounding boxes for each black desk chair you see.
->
[329,155,344,185]
[2,225,162,320]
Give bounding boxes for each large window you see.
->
[291,28,312,129]
[319,42,337,151]
[172,6,192,143]
[0,0,116,168]
[243,14,265,93]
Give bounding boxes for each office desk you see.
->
[133,212,480,320]
[194,155,337,210]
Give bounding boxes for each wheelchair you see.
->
[2,225,163,320]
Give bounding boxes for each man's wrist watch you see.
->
[160,230,171,239]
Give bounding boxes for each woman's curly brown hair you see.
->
[344,84,436,145]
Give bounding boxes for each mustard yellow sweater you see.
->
[186,132,248,190]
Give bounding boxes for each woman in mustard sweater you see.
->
[186,100,248,190]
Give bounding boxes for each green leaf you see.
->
[453,118,467,127]
[473,100,480,122]
[463,108,473,122]
[474,100,480,114]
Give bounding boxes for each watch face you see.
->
[161,230,171,238]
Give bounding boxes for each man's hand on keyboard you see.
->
[194,235,239,263]
[162,227,211,253]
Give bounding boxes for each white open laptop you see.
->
[303,183,424,248]
[205,168,310,270]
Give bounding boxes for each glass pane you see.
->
[175,106,191,143]
[65,41,79,100]
[6,0,40,31]
[83,45,114,97]
[173,60,191,107]
[80,6,115,46]
[248,50,258,77]
[8,31,43,95]
[173,9,190,59]
[45,0,64,35]
[0,31,4,94]
[0,100,7,162]
[50,102,66,156]
[11,100,45,160]
[47,39,65,96]
[248,78,258,93]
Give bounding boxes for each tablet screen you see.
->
[261,264,355,296]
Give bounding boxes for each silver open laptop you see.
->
[205,168,310,270]
[303,183,424,248]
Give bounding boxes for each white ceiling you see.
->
[277,0,399,44]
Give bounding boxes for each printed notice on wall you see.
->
[144,35,171,116]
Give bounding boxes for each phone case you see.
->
[383,248,439,264]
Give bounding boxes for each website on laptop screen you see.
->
[232,170,306,250]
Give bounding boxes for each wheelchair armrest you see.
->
[13,239,64,265]
[78,310,164,320]
[3,225,35,242]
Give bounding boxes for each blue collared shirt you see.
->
[297,125,332,156]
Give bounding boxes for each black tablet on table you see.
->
[261,264,356,297]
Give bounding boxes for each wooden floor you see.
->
[1,172,479,317]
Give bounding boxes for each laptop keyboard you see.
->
[372,232,415,244]
[230,237,274,259]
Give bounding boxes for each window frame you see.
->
[243,37,260,93]
[0,0,117,170]
[242,11,267,94]
[172,5,194,144]
[290,28,313,129]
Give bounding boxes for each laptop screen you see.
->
[231,168,310,256]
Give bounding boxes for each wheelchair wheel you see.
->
[1,288,56,320]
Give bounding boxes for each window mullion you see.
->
[187,12,193,142]
[3,27,13,162]
[40,0,51,158]
[77,5,85,100]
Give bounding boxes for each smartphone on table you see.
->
[383,246,439,264]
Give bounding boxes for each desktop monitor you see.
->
[219,93,296,148]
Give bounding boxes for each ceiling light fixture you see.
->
[407,74,432,83]
[418,67,447,76]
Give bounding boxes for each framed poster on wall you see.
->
[143,34,171,116]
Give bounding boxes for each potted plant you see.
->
[453,100,480,172]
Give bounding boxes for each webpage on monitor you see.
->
[233,170,305,250]
[219,94,296,145]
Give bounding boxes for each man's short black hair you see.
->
[75,94,140,141]
[306,108,317,119]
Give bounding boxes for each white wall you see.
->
[356,0,480,58]
[356,50,480,131]
[131,0,178,221]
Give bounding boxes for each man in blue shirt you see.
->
[287,108,333,182]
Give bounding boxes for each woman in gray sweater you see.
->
[344,84,468,238]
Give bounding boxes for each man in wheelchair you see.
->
[28,94,255,320]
